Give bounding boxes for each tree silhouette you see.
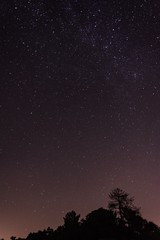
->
[63,210,80,229]
[7,188,160,240]
[143,221,160,240]
[11,237,16,240]
[82,208,117,239]
[108,188,139,225]
[62,211,81,240]
[26,229,54,240]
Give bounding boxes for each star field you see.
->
[1,0,160,239]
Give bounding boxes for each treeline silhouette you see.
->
[10,188,160,240]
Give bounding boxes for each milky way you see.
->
[1,1,160,239]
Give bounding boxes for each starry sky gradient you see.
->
[1,0,160,239]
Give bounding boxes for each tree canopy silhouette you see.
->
[63,211,80,229]
[8,188,160,240]
[108,188,139,223]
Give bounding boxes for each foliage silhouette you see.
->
[81,208,117,239]
[63,210,80,229]
[63,211,80,240]
[108,188,140,224]
[8,188,160,240]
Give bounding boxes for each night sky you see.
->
[1,0,160,239]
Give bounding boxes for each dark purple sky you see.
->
[1,0,160,239]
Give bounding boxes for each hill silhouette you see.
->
[9,188,160,240]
